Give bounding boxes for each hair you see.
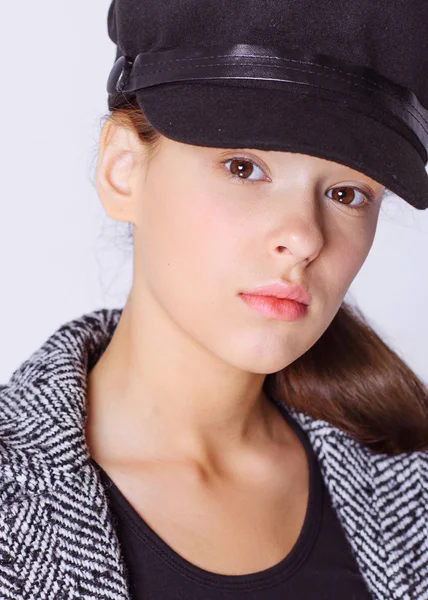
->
[105,95,428,456]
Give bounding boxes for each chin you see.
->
[213,331,306,375]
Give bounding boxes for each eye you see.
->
[223,157,267,183]
[326,186,375,212]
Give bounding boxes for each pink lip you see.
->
[238,281,311,322]
[241,282,312,305]
[239,294,308,321]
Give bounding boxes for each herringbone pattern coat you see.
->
[0,308,427,599]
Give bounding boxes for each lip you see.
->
[239,294,308,321]
[240,281,312,305]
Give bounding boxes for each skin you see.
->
[85,120,385,574]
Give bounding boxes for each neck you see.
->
[85,289,281,467]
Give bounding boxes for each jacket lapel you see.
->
[287,406,428,600]
[0,309,132,599]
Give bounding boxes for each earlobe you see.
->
[96,121,138,223]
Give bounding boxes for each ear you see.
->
[96,120,146,223]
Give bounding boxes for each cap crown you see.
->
[108,0,428,109]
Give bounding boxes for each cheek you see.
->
[134,182,257,364]
[324,222,376,300]
[136,179,241,303]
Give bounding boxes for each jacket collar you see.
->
[1,308,427,599]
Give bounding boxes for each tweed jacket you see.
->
[0,308,427,600]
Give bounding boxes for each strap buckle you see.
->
[107,55,134,94]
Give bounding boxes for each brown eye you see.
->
[327,186,369,211]
[224,157,266,182]
[230,159,254,178]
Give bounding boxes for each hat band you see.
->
[107,43,428,156]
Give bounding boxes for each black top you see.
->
[92,395,373,599]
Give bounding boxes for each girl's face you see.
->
[128,134,385,374]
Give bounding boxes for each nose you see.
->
[271,195,324,266]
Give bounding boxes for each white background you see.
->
[1,2,427,385]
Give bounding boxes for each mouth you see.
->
[238,293,308,321]
[240,281,312,306]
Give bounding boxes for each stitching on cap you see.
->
[130,61,428,138]
[134,53,428,126]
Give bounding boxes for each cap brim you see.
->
[134,80,428,210]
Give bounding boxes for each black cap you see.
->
[106,0,428,210]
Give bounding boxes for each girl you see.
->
[1,1,427,599]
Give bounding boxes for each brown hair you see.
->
[106,96,428,456]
